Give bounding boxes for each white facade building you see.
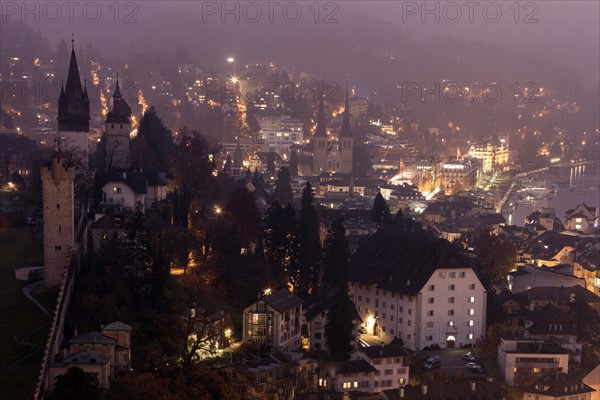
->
[348,221,487,351]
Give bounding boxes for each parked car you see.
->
[424,356,441,370]
[358,326,367,334]
[466,363,485,374]
[463,352,476,362]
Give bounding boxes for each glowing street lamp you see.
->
[227,57,235,63]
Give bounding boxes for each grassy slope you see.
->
[0,227,53,400]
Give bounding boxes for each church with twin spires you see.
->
[293,84,354,177]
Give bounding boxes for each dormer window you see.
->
[115,218,121,227]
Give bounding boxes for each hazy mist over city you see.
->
[0,2,599,400]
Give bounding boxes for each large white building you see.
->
[348,219,487,350]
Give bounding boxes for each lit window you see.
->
[469,320,474,326]
[469,333,474,340]
[469,297,475,303]
[469,309,475,315]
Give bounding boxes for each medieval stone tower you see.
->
[339,83,354,174]
[311,96,328,175]
[104,77,132,170]
[41,149,75,289]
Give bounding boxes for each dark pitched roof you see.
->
[315,97,327,137]
[102,321,133,331]
[90,214,132,230]
[106,79,132,124]
[526,303,577,335]
[322,359,377,375]
[61,349,111,365]
[524,374,595,397]
[69,332,116,345]
[349,224,473,295]
[103,170,147,195]
[340,83,352,138]
[262,289,303,313]
[57,42,90,132]
[523,285,600,304]
[359,344,407,359]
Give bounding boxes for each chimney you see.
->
[398,387,405,398]
[62,348,68,359]
[74,327,78,336]
[471,381,477,392]
[422,384,427,395]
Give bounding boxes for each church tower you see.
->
[57,37,90,160]
[105,76,132,170]
[339,82,354,174]
[311,96,328,176]
[41,145,75,289]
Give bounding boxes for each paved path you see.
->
[22,281,52,318]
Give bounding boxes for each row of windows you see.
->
[428,296,475,304]
[427,309,475,316]
[428,283,476,291]
[425,333,474,341]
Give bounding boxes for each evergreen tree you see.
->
[371,192,391,226]
[171,131,216,227]
[226,186,262,249]
[270,167,294,207]
[324,222,354,361]
[322,218,350,289]
[264,202,297,286]
[297,182,321,296]
[131,107,174,171]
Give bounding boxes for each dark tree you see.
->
[321,218,350,289]
[226,186,262,249]
[372,192,391,226]
[474,229,517,285]
[131,107,174,171]
[171,130,216,227]
[297,182,321,296]
[264,202,297,286]
[325,271,355,361]
[270,167,294,208]
[49,366,101,400]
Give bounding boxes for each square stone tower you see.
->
[41,152,75,289]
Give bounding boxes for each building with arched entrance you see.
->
[348,219,487,351]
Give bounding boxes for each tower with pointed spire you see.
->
[57,36,90,160]
[311,96,328,175]
[105,75,133,170]
[339,81,354,174]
